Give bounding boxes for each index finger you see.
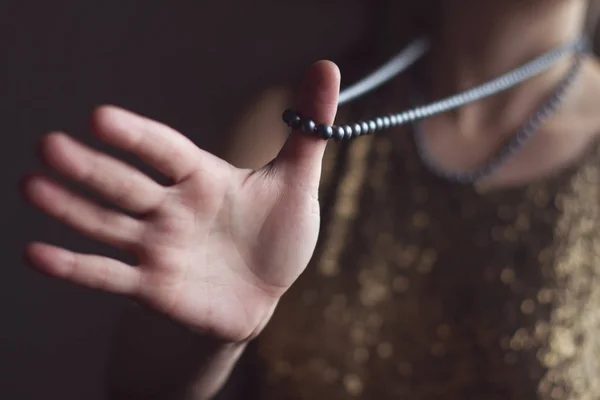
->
[91,106,203,182]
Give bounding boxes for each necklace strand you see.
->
[281,37,588,142]
[413,54,584,184]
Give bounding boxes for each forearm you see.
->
[181,342,247,400]
[106,303,245,400]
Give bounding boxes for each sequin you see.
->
[501,268,517,284]
[393,276,410,293]
[377,342,394,359]
[521,299,536,314]
[343,374,364,396]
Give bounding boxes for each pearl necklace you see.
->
[413,55,584,183]
[281,37,587,143]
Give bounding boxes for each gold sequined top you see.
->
[232,113,600,400]
[219,78,600,399]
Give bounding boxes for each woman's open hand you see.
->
[22,61,340,343]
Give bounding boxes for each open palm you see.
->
[22,62,340,343]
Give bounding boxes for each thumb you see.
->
[275,60,341,192]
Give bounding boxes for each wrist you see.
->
[184,297,280,345]
[244,299,279,342]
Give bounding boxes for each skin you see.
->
[20,0,600,398]
[422,0,600,191]
[22,61,340,398]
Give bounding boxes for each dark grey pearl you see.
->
[282,109,297,126]
[383,116,391,129]
[332,126,345,141]
[301,119,316,133]
[368,120,377,133]
[352,123,362,136]
[375,118,384,130]
[360,122,369,135]
[344,125,353,140]
[293,116,302,130]
[316,124,333,140]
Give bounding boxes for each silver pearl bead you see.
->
[383,116,391,128]
[368,120,377,133]
[360,121,369,135]
[344,125,353,140]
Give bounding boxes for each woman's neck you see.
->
[434,0,585,89]
[426,0,589,134]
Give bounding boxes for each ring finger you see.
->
[23,175,143,249]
